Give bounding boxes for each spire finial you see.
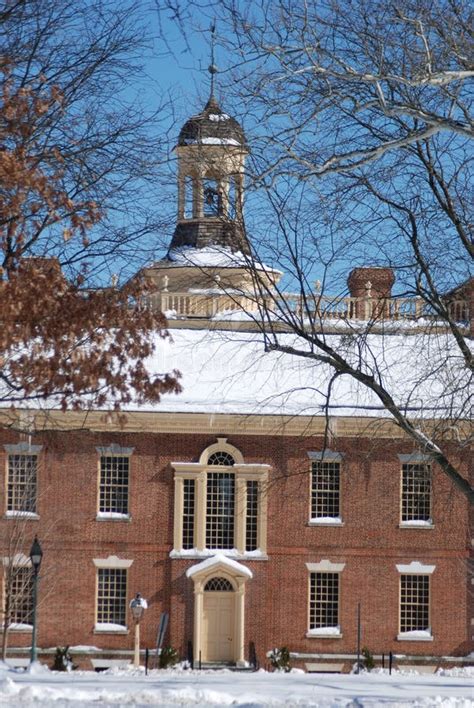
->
[208,21,218,100]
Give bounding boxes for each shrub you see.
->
[159,646,178,669]
[362,647,375,671]
[52,646,77,672]
[269,646,291,672]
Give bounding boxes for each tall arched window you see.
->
[172,439,269,557]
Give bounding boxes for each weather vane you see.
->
[208,21,217,99]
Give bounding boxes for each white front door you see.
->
[202,590,234,662]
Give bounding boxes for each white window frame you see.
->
[396,561,435,641]
[307,451,344,526]
[398,454,433,528]
[306,560,345,638]
[171,438,269,559]
[1,553,34,632]
[4,443,41,518]
[96,445,134,521]
[93,556,133,634]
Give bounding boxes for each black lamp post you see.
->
[29,535,43,665]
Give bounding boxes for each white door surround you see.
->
[186,554,253,666]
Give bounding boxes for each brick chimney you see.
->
[347,267,395,320]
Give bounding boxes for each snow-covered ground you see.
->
[0,663,472,707]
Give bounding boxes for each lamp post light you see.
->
[129,593,147,668]
[29,535,43,665]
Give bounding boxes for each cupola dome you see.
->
[178,96,247,149]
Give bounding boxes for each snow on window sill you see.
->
[4,623,33,632]
[397,630,433,642]
[169,548,268,561]
[96,512,131,522]
[94,623,128,635]
[308,517,344,526]
[399,520,434,529]
[306,627,342,639]
[4,511,39,520]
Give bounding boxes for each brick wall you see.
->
[0,428,470,664]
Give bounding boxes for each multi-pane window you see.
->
[182,479,195,549]
[402,464,431,522]
[9,567,34,625]
[246,480,259,551]
[309,572,339,629]
[311,461,340,519]
[99,456,129,515]
[400,574,430,633]
[173,443,268,556]
[97,568,127,626]
[7,455,37,513]
[206,472,235,549]
[208,451,235,466]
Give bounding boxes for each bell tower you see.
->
[169,90,250,256]
[142,36,281,318]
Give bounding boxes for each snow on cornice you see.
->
[167,245,275,272]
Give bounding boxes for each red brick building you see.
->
[0,94,472,671]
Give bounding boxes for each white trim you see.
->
[307,451,344,462]
[396,561,435,574]
[398,453,431,463]
[93,623,129,634]
[2,553,30,567]
[96,512,131,522]
[397,630,433,642]
[306,560,346,573]
[306,627,342,639]
[399,521,434,529]
[96,444,134,456]
[170,548,267,561]
[198,437,244,465]
[308,517,343,527]
[92,556,133,569]
[4,443,42,454]
[4,511,39,520]
[5,623,33,632]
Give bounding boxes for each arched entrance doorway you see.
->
[202,577,234,662]
[186,555,253,666]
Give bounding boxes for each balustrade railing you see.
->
[145,290,468,325]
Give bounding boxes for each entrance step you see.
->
[198,662,255,672]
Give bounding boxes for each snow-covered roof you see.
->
[186,553,253,579]
[1,327,468,421]
[166,245,276,273]
[177,96,247,148]
[129,328,468,419]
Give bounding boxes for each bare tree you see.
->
[1,0,177,281]
[160,0,473,501]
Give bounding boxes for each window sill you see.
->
[3,623,33,633]
[169,548,268,561]
[398,521,434,529]
[308,518,344,527]
[94,624,129,635]
[306,629,342,639]
[397,632,433,642]
[4,511,39,520]
[96,513,131,522]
